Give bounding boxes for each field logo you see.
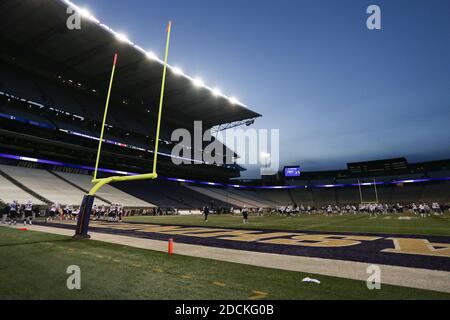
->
[366,265,381,290]
[171,121,280,175]
[367,5,381,30]
[66,7,82,30]
[66,265,81,290]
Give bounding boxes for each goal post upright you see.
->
[358,178,380,205]
[74,22,173,239]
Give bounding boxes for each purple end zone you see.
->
[41,221,450,272]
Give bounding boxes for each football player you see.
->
[8,200,18,225]
[24,200,33,225]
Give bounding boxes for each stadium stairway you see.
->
[48,171,112,205]
[0,167,50,205]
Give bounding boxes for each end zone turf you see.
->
[1,227,449,300]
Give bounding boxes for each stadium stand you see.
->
[421,182,450,203]
[53,171,155,208]
[289,189,315,206]
[0,173,45,205]
[0,160,449,210]
[253,189,293,206]
[114,180,230,209]
[223,189,276,208]
[185,186,278,208]
[0,165,108,206]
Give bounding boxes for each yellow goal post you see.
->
[89,21,172,196]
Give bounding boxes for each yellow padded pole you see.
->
[93,53,118,181]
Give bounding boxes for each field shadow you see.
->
[0,238,73,248]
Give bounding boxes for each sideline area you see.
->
[9,223,450,294]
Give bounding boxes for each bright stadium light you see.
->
[146,51,158,60]
[212,88,222,97]
[193,78,205,88]
[78,8,91,18]
[115,32,130,43]
[171,66,184,76]
[229,97,239,105]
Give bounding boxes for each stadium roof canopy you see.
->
[0,0,261,129]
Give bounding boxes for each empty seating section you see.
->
[224,189,276,207]
[173,185,231,208]
[336,188,361,205]
[0,64,43,102]
[0,103,55,128]
[421,182,450,203]
[253,189,292,205]
[390,184,425,203]
[55,172,155,207]
[187,186,250,207]
[312,189,337,206]
[289,189,314,206]
[186,186,279,208]
[375,186,394,203]
[0,174,45,205]
[0,165,106,206]
[114,181,230,209]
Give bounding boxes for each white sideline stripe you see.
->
[14,225,450,294]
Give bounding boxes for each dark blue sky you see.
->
[75,0,450,176]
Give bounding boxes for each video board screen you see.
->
[284,167,301,177]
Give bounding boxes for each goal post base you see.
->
[72,234,91,240]
[74,194,95,239]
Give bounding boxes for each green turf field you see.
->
[124,213,450,236]
[1,226,449,300]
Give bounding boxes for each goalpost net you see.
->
[74,22,172,239]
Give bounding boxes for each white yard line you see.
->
[10,224,450,294]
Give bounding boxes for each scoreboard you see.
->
[284,166,301,177]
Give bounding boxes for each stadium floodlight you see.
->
[212,88,222,97]
[79,8,100,24]
[115,32,130,43]
[229,97,239,105]
[171,66,184,76]
[78,8,91,19]
[146,51,159,60]
[193,78,205,88]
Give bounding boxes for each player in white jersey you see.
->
[71,206,79,220]
[65,204,75,220]
[46,203,58,223]
[432,202,441,215]
[8,200,18,225]
[23,200,33,225]
[100,205,106,220]
[419,204,426,218]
